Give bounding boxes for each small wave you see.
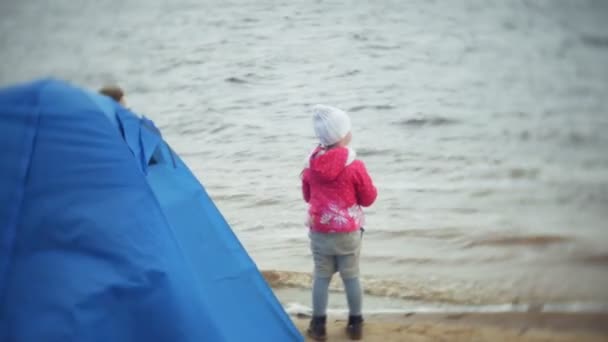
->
[363,255,436,265]
[382,65,402,71]
[470,190,493,198]
[567,131,600,146]
[337,69,360,77]
[502,21,517,31]
[243,198,282,208]
[450,207,478,214]
[580,34,608,49]
[465,234,573,248]
[179,150,212,158]
[282,236,308,245]
[171,58,205,68]
[178,127,203,136]
[262,134,279,142]
[218,105,245,112]
[225,77,248,84]
[266,270,608,313]
[509,168,540,180]
[363,255,509,266]
[241,224,265,232]
[373,228,464,240]
[582,159,608,170]
[577,253,608,266]
[209,123,234,134]
[356,147,395,157]
[366,44,401,50]
[351,33,368,41]
[262,270,481,304]
[348,104,395,112]
[284,302,608,317]
[244,124,263,130]
[211,193,253,202]
[394,117,459,127]
[264,270,608,310]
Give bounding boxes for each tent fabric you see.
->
[0,79,302,342]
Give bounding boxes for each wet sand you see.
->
[291,312,608,341]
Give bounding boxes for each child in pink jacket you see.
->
[302,105,377,341]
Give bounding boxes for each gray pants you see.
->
[309,230,362,279]
[309,230,363,317]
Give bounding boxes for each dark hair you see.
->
[99,85,124,103]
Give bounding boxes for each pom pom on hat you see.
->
[312,104,351,147]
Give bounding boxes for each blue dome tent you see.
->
[0,79,302,342]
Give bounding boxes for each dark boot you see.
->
[307,316,327,341]
[346,315,363,340]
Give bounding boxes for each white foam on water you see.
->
[285,301,608,316]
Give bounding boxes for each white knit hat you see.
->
[312,104,351,147]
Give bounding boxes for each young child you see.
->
[301,104,377,340]
[99,85,127,106]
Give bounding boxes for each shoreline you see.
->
[263,270,608,310]
[290,312,608,341]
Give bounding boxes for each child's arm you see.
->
[354,161,377,207]
[302,169,311,203]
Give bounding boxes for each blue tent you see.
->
[0,79,302,342]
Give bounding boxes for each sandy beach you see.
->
[291,312,608,341]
